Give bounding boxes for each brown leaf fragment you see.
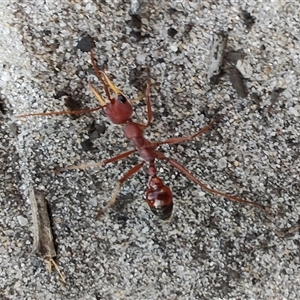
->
[229,67,247,98]
[30,189,65,283]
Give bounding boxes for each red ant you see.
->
[19,51,268,220]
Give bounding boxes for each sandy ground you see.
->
[1,0,299,299]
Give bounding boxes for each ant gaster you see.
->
[19,51,268,219]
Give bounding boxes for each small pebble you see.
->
[289,106,299,116]
[218,157,227,169]
[16,215,28,227]
[1,71,11,82]
[136,54,146,64]
[169,43,178,52]
[236,60,253,78]
[89,197,98,207]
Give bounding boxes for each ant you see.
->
[19,51,269,220]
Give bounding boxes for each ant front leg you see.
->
[136,67,153,130]
[143,67,153,128]
[17,106,105,118]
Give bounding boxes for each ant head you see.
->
[105,94,133,124]
[146,176,173,220]
[89,68,133,124]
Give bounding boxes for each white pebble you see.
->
[1,71,11,83]
[169,43,178,52]
[236,60,253,78]
[136,54,146,64]
[218,157,227,169]
[289,106,299,116]
[89,197,98,207]
[130,0,141,14]
[141,18,149,26]
[17,215,28,227]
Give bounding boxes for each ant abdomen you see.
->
[146,176,173,220]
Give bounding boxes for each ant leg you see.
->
[137,67,153,130]
[55,149,137,173]
[156,118,219,146]
[17,106,104,118]
[155,151,269,214]
[143,67,153,128]
[97,161,145,217]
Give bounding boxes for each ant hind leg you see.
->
[97,162,145,218]
[155,151,270,216]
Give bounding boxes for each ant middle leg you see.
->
[156,117,220,146]
[55,148,137,173]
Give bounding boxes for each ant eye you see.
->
[117,94,127,103]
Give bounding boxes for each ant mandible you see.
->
[19,51,268,219]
